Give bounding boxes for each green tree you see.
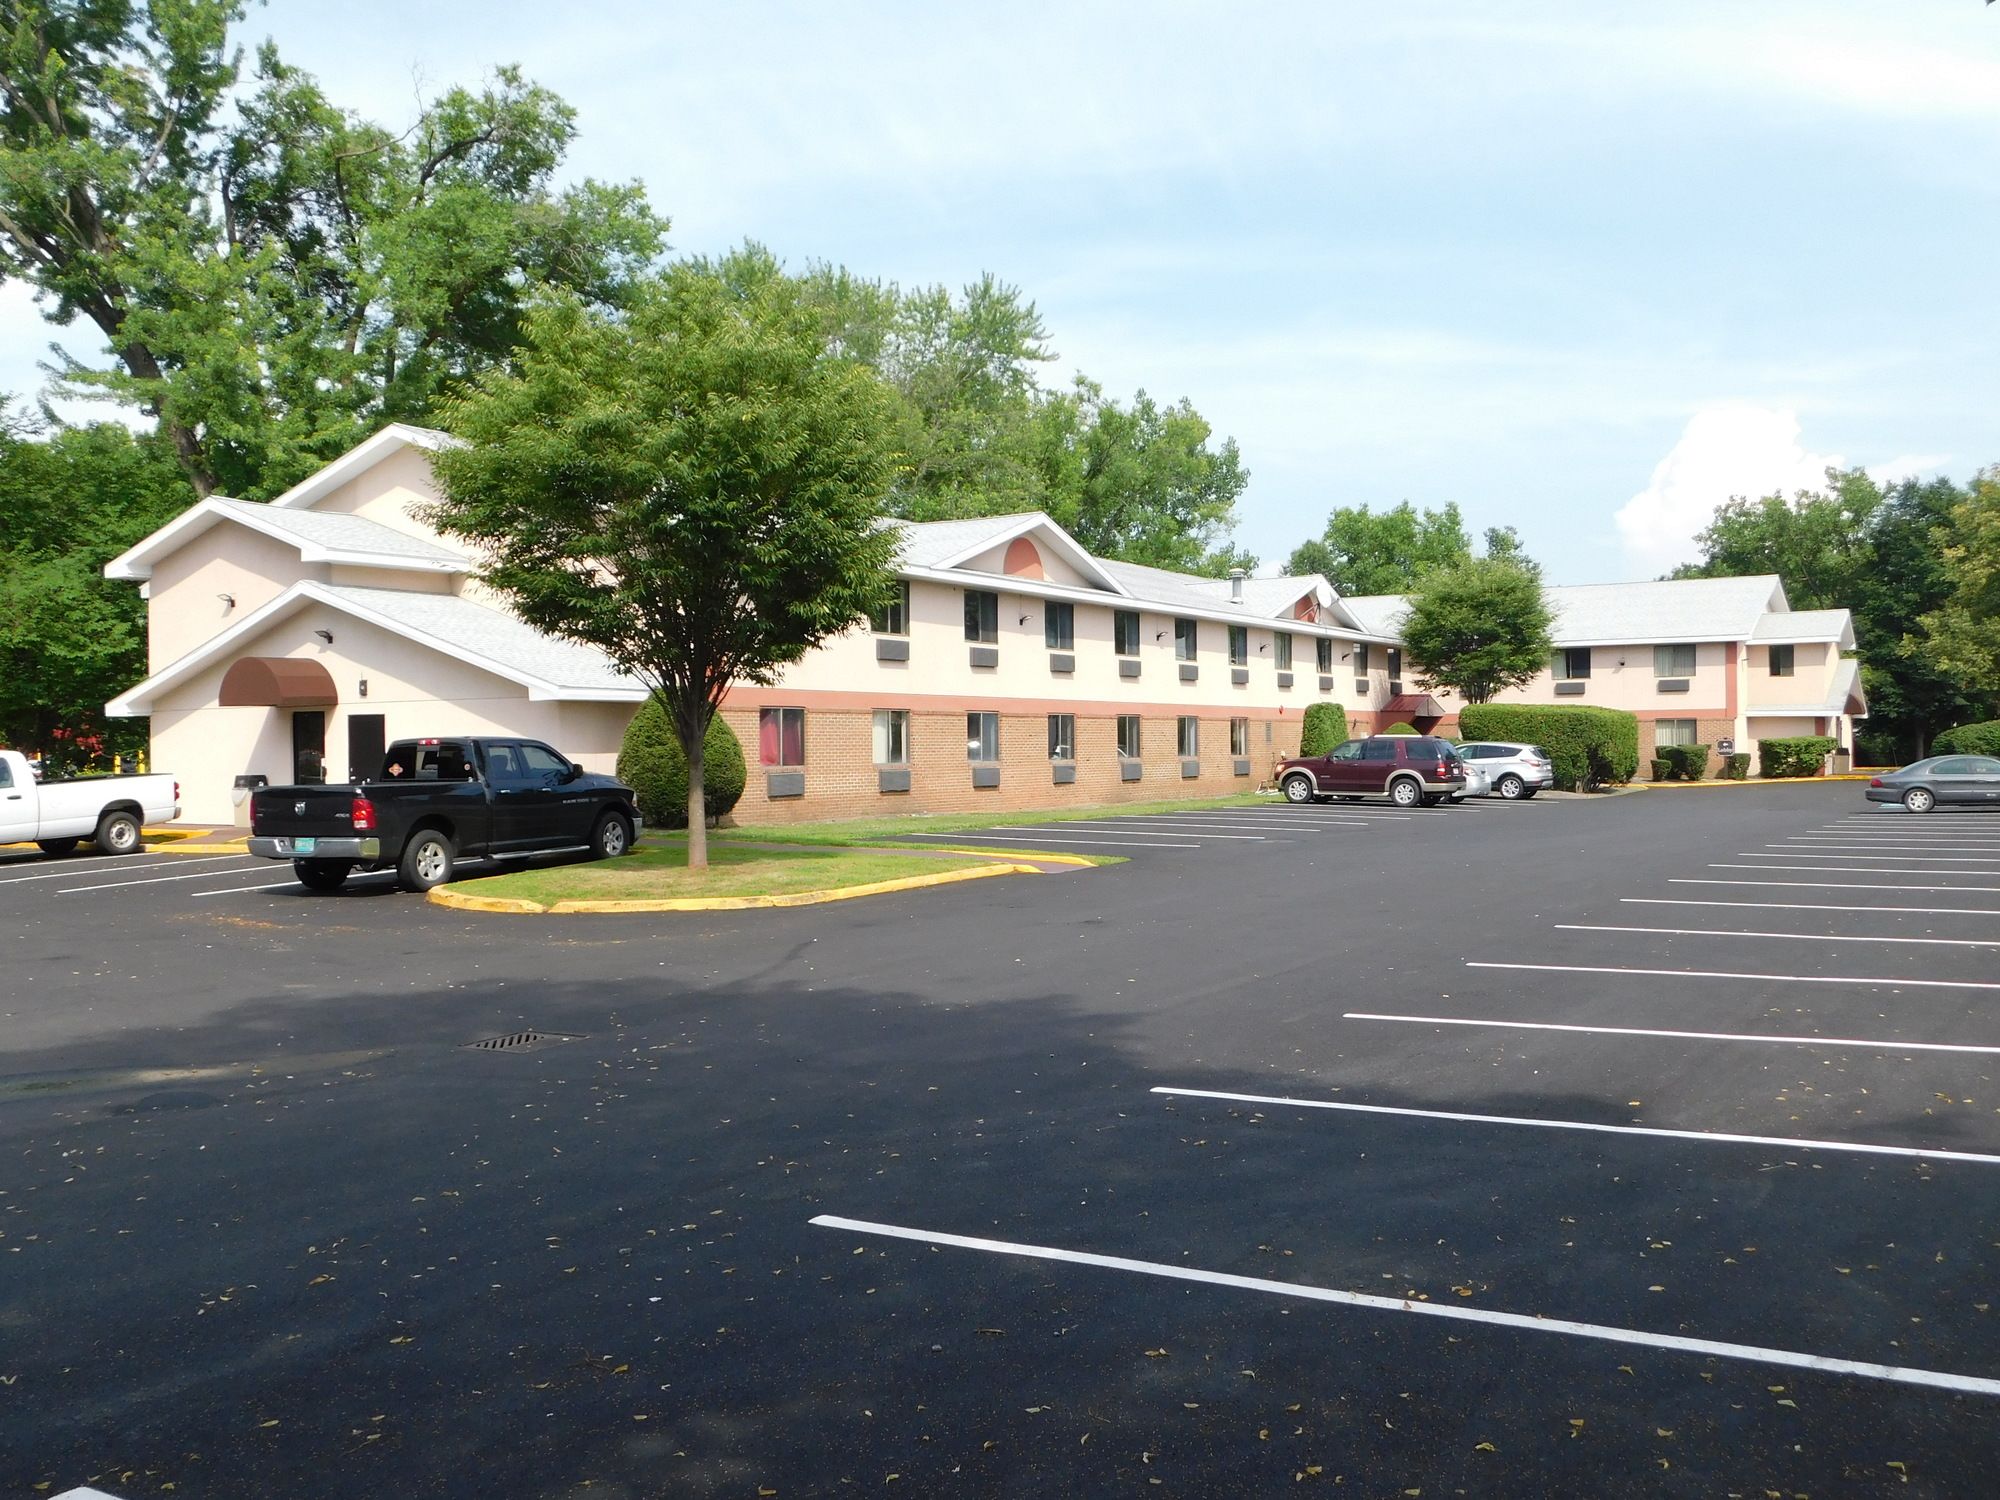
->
[1286,501,1471,595]
[1916,469,2000,706]
[1669,472,1878,607]
[1400,557,1554,704]
[428,266,902,869]
[0,2,664,499]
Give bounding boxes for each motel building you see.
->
[102,425,1867,827]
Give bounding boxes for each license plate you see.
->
[291,837,316,854]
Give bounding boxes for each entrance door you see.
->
[0,755,34,843]
[292,711,327,785]
[346,714,386,783]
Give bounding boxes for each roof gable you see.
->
[104,495,469,582]
[898,512,1130,596]
[267,423,459,511]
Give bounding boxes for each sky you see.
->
[3,0,1996,585]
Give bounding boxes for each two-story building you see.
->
[1342,576,1868,774]
[103,425,1416,825]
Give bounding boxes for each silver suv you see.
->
[1455,741,1554,799]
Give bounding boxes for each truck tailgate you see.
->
[250,786,361,838]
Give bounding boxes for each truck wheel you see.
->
[1496,773,1525,800]
[1282,774,1316,804]
[95,810,142,855]
[1389,777,1422,808]
[36,838,79,857]
[398,829,456,892]
[294,859,353,893]
[590,812,632,860]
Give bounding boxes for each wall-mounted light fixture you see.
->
[217,592,236,610]
[1339,651,1351,661]
[1018,612,1030,627]
[313,629,334,644]
[1155,630,1167,643]
[1258,642,1268,654]
[358,678,368,698]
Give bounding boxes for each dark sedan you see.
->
[1865,755,2000,813]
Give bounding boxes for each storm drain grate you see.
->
[463,1030,582,1053]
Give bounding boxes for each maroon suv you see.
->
[1277,735,1467,808]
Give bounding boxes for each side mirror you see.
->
[559,763,583,784]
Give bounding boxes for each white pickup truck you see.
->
[0,749,179,856]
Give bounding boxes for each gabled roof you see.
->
[107,581,642,717]
[894,512,1131,596]
[1752,608,1855,649]
[1337,594,1411,639]
[104,496,470,581]
[1752,657,1868,718]
[1342,575,1792,648]
[267,422,460,511]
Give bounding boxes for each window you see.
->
[1117,715,1142,759]
[1175,617,1198,661]
[1114,609,1141,656]
[1360,738,1396,760]
[1654,643,1697,677]
[0,758,10,789]
[1555,647,1593,680]
[1045,602,1074,650]
[759,707,805,767]
[1177,716,1200,757]
[1355,643,1371,674]
[389,741,471,781]
[1385,647,1402,679]
[1316,637,1333,673]
[1655,719,1697,747]
[1230,718,1249,756]
[966,711,999,762]
[1047,713,1075,760]
[516,742,572,784]
[1228,625,1248,665]
[872,709,909,766]
[1769,643,1795,677]
[1274,632,1293,670]
[964,589,998,643]
[870,581,909,635]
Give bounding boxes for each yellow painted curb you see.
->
[143,838,252,854]
[427,859,1049,915]
[901,845,1100,868]
[1641,774,1876,790]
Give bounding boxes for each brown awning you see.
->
[1381,692,1447,720]
[218,656,338,709]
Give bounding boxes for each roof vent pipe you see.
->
[1229,567,1246,603]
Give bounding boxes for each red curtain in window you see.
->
[759,710,780,767]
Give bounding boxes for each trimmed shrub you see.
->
[1383,722,1419,735]
[1649,757,1672,782]
[1459,703,1640,791]
[1934,720,2000,757]
[1758,735,1836,779]
[1299,702,1348,757]
[1722,752,1751,780]
[616,700,747,828]
[1658,743,1710,781]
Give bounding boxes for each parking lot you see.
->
[7,784,2000,1497]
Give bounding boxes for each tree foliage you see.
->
[1285,501,1471,596]
[1400,557,1555,705]
[1916,469,2000,707]
[616,698,745,829]
[1298,701,1347,756]
[427,264,902,868]
[0,1,665,498]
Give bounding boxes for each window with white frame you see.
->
[1174,617,1198,661]
[964,589,998,643]
[966,711,999,762]
[1114,610,1141,656]
[1230,717,1249,756]
[1274,632,1293,670]
[1228,625,1248,665]
[1385,647,1402,679]
[1116,715,1142,759]
[869,581,909,636]
[1769,643,1795,677]
[1177,716,1199,757]
[1316,637,1333,673]
[759,707,805,767]
[1654,643,1697,677]
[1355,643,1371,674]
[1655,719,1698,747]
[1047,714,1075,760]
[1555,647,1593,680]
[1045,602,1074,650]
[871,709,909,765]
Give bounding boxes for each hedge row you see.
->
[1299,702,1348,757]
[616,699,748,828]
[1457,704,1639,790]
[1933,720,2000,757]
[1652,743,1711,781]
[1721,752,1751,780]
[1758,735,1836,779]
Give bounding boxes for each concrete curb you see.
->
[1638,774,1875,790]
[142,835,252,854]
[427,859,1047,915]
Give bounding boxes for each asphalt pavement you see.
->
[5,784,2000,1497]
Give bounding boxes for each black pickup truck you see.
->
[248,736,640,893]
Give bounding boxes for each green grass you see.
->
[456,843,1002,905]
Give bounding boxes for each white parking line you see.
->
[194,870,402,897]
[1151,1086,2000,1166]
[1111,819,1325,831]
[899,833,1201,850]
[1712,862,2000,877]
[1625,897,2000,918]
[811,1214,2000,1397]
[0,854,247,886]
[1555,922,2000,949]
[56,863,298,895]
[1751,849,2000,863]
[1035,820,1287,836]
[987,824,1267,840]
[1342,1011,2000,1055]
[1673,877,2000,895]
[1466,960,2000,991]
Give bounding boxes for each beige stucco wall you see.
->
[1745,641,1839,710]
[956,535,1097,589]
[1489,641,1733,713]
[304,442,447,543]
[147,525,327,672]
[327,564,454,593]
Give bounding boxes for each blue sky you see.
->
[5,1,1996,583]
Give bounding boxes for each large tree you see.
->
[1915,469,2000,710]
[1285,501,1472,596]
[1669,472,1878,607]
[0,1,664,499]
[427,265,902,870]
[1400,556,1554,705]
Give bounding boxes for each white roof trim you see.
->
[104,495,467,582]
[267,423,461,511]
[1753,621,1857,649]
[926,512,1132,597]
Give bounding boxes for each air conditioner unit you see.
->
[1354,679,1370,696]
[1387,680,1403,695]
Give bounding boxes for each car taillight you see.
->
[1869,777,1883,788]
[173,780,181,803]
[351,797,376,831]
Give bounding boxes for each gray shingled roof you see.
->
[321,585,641,694]
[216,498,469,567]
[1343,575,1794,646]
[890,515,1041,570]
[1752,608,1852,643]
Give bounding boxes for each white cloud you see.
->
[1866,453,1952,486]
[1614,406,1843,576]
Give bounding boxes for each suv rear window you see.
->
[384,741,473,782]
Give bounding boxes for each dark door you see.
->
[1354,737,1397,793]
[514,742,582,847]
[292,711,327,785]
[347,714,386,783]
[1322,739,1365,792]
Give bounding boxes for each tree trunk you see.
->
[685,719,707,872]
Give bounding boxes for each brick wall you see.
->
[719,706,1306,824]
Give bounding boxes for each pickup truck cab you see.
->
[248,736,639,893]
[0,748,178,856]
[1276,735,1467,808]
